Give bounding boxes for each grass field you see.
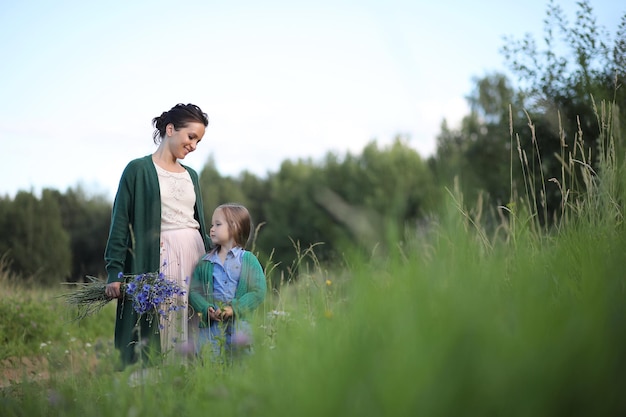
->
[1,108,625,416]
[2,196,625,416]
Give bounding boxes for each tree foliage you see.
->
[501,0,625,187]
[0,187,112,284]
[433,0,625,226]
[0,190,71,284]
[51,187,112,282]
[194,139,439,285]
[198,155,249,219]
[431,73,526,211]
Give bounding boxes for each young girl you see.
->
[188,203,267,359]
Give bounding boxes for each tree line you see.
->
[0,137,439,287]
[1,1,623,288]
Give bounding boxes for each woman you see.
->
[104,103,211,368]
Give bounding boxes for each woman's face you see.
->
[166,121,205,160]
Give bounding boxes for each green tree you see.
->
[255,138,438,282]
[51,187,112,281]
[0,196,12,265]
[238,171,269,225]
[3,190,71,283]
[198,155,248,220]
[195,140,439,283]
[197,157,272,266]
[433,0,625,226]
[256,159,329,282]
[321,137,438,249]
[431,73,525,209]
[500,0,626,219]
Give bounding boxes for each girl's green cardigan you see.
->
[189,251,267,327]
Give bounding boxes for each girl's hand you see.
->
[105,281,122,299]
[221,305,233,320]
[208,307,221,322]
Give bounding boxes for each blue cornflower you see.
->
[115,271,186,320]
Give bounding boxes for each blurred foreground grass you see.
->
[1,202,624,416]
[2,103,625,415]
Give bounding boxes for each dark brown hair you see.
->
[151,103,209,143]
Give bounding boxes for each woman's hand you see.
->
[105,281,122,299]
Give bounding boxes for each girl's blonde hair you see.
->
[214,203,251,249]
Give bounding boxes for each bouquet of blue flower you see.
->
[63,272,187,323]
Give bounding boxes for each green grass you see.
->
[0,279,115,361]
[2,206,625,416]
[1,103,624,416]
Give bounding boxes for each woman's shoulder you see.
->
[121,155,154,176]
[125,155,153,169]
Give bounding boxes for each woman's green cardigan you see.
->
[189,251,267,327]
[104,155,210,367]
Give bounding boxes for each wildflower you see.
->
[267,310,289,318]
[47,389,63,407]
[176,340,195,357]
[325,279,332,286]
[63,271,187,323]
[232,330,251,347]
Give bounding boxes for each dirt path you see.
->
[1,353,99,388]
[1,356,50,388]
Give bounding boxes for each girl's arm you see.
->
[231,253,267,318]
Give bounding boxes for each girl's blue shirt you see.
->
[209,246,244,303]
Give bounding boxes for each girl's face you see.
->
[165,121,205,160]
[210,209,233,247]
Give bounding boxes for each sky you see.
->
[0,0,621,201]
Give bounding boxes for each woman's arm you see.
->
[104,163,135,284]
